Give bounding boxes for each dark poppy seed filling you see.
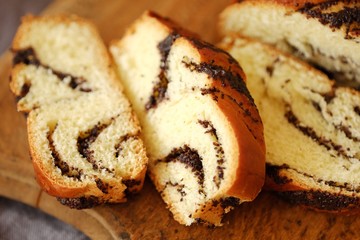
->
[206,89,259,144]
[266,65,275,77]
[12,48,40,66]
[95,178,109,194]
[194,218,214,227]
[355,106,360,116]
[198,120,225,188]
[77,121,113,173]
[182,60,254,105]
[115,133,140,158]
[266,163,360,193]
[279,190,360,211]
[268,43,360,89]
[265,57,281,78]
[164,181,187,202]
[312,101,322,112]
[12,47,92,92]
[200,87,223,102]
[283,39,306,58]
[158,145,205,193]
[188,38,237,65]
[57,195,101,209]
[122,179,142,196]
[219,197,241,209]
[281,38,360,88]
[145,33,180,110]
[266,164,293,185]
[336,124,360,142]
[284,108,354,159]
[309,98,359,142]
[47,125,81,180]
[298,1,360,39]
[182,60,260,126]
[212,197,240,209]
[198,86,259,142]
[16,82,31,102]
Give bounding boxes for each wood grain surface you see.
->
[1,0,359,239]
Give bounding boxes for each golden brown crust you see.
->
[210,70,265,200]
[28,122,130,200]
[194,42,265,201]
[27,124,89,198]
[224,110,265,200]
[32,153,88,198]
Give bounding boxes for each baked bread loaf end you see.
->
[110,11,265,226]
[220,36,360,213]
[10,15,148,208]
[219,0,360,89]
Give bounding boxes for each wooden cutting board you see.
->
[1,0,359,239]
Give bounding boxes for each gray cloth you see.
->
[1,1,89,239]
[0,197,89,240]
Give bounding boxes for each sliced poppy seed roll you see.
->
[10,15,148,208]
[110,11,265,226]
[220,35,360,213]
[219,0,360,89]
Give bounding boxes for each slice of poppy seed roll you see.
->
[110,11,265,226]
[219,0,360,89]
[9,15,148,208]
[220,35,360,213]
